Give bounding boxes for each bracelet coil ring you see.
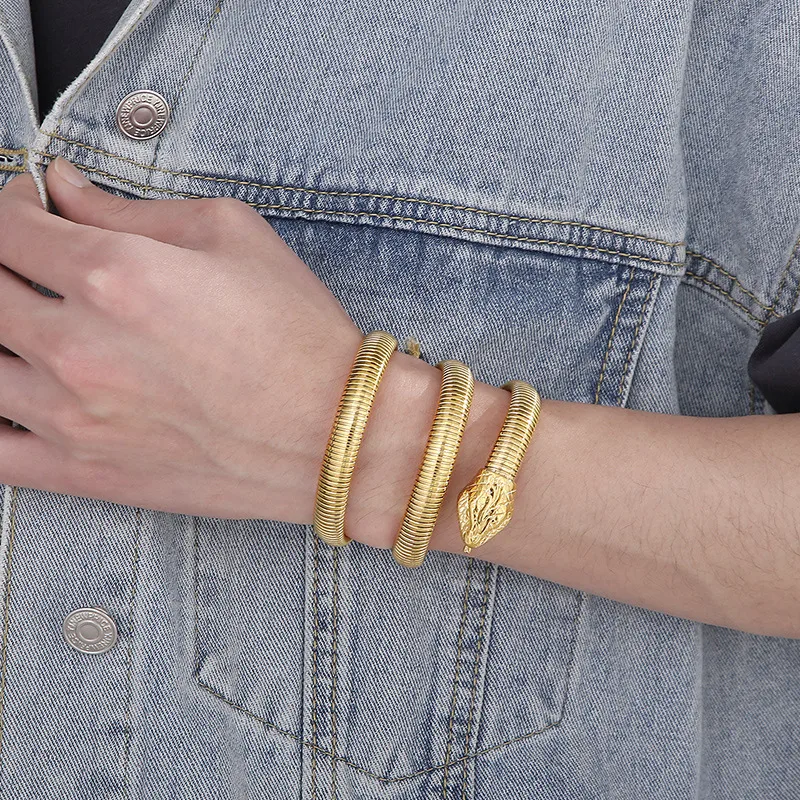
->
[392,359,474,568]
[313,330,398,547]
[457,379,541,553]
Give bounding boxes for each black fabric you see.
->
[748,309,800,414]
[29,0,131,124]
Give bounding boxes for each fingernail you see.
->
[53,156,90,188]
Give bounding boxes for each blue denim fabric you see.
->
[1,0,799,797]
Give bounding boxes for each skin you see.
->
[0,157,798,639]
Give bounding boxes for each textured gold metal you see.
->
[457,380,541,553]
[392,360,474,568]
[313,331,398,547]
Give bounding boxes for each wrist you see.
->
[345,349,512,554]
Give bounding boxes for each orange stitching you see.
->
[461,564,492,800]
[0,486,18,772]
[28,154,680,270]
[36,134,682,248]
[683,271,766,326]
[594,268,635,404]
[685,251,771,312]
[443,558,473,796]
[617,273,658,405]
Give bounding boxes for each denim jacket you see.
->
[1,1,799,798]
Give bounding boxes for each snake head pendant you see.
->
[457,469,516,553]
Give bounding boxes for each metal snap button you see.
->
[116,89,170,140]
[63,608,118,654]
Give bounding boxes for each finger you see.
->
[0,171,117,297]
[45,155,242,249]
[0,353,54,432]
[0,264,62,365]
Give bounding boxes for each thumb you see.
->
[45,155,200,246]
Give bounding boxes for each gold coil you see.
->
[456,380,542,554]
[486,380,542,479]
[313,330,398,547]
[392,359,475,568]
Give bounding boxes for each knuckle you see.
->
[82,263,128,311]
[78,235,137,313]
[174,197,246,250]
[52,404,94,444]
[196,195,248,224]
[48,340,103,391]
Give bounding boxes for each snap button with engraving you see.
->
[63,607,118,654]
[116,89,170,140]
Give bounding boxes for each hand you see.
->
[0,157,367,519]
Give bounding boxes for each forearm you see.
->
[341,350,800,638]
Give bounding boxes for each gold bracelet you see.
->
[392,359,474,568]
[313,330,398,547]
[457,380,541,553]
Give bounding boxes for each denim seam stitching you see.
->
[685,251,771,312]
[617,272,658,405]
[0,486,18,779]
[122,507,142,796]
[34,136,681,248]
[330,547,340,800]
[246,207,679,267]
[682,272,766,327]
[768,234,800,319]
[0,148,25,174]
[442,558,473,797]
[311,533,321,800]
[196,679,563,784]
[27,151,679,270]
[144,1,223,196]
[557,591,586,719]
[29,154,681,269]
[594,267,635,404]
[461,563,492,800]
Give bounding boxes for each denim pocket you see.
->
[191,215,667,781]
[192,515,584,782]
